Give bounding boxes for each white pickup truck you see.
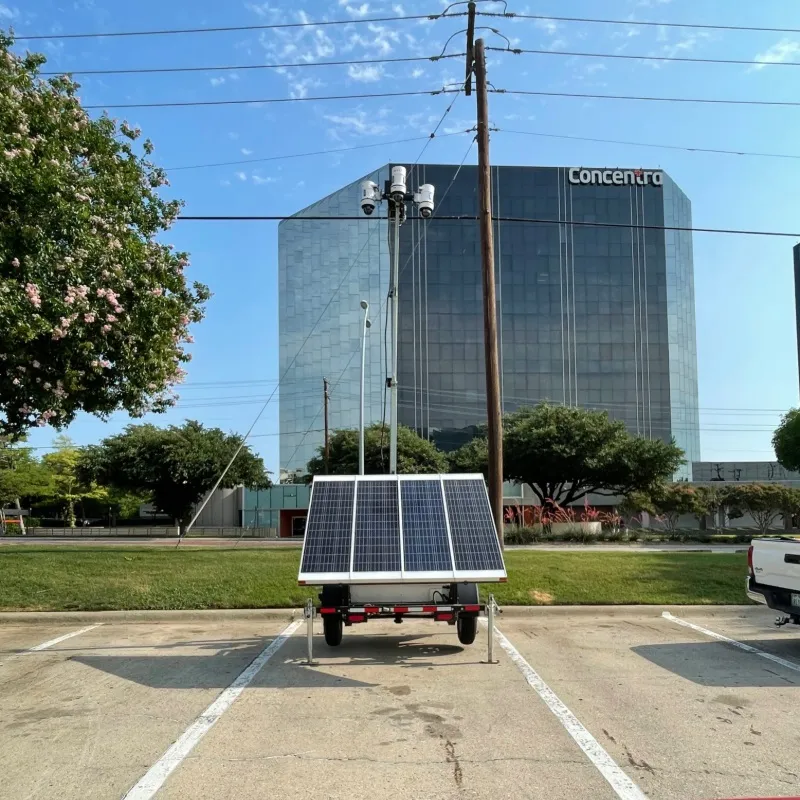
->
[747,537,800,627]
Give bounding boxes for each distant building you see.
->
[279,164,700,477]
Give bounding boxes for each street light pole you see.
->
[359,300,371,476]
[389,202,401,475]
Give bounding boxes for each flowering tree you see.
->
[0,33,209,436]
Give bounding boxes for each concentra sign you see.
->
[568,168,664,187]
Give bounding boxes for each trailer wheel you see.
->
[323,614,343,647]
[457,615,477,645]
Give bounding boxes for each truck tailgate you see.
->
[753,537,800,591]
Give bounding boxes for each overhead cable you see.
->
[490,45,800,69]
[84,88,452,110]
[40,53,463,77]
[479,10,800,35]
[496,127,800,163]
[15,12,462,40]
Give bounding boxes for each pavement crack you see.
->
[444,739,464,789]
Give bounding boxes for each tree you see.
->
[693,485,721,531]
[0,437,51,533]
[0,34,210,437]
[307,423,449,476]
[78,421,270,535]
[773,409,800,473]
[41,434,99,527]
[650,483,704,535]
[721,483,788,535]
[450,403,684,506]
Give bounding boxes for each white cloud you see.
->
[241,148,254,155]
[220,179,231,187]
[534,18,558,36]
[345,3,370,17]
[752,38,800,70]
[235,171,248,181]
[324,110,388,136]
[252,175,277,185]
[210,76,226,86]
[585,63,607,75]
[228,132,240,140]
[392,3,405,15]
[347,63,384,82]
[0,4,17,19]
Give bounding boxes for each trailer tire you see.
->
[457,615,477,645]
[324,614,343,647]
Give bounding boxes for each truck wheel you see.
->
[324,614,343,647]
[457,615,477,645]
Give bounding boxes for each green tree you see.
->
[307,423,449,476]
[40,435,98,527]
[693,485,721,531]
[0,34,210,437]
[773,409,800,473]
[78,421,270,535]
[0,437,51,533]
[721,483,788,535]
[450,403,684,506]
[650,483,703,535]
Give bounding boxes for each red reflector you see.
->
[463,604,480,612]
[435,613,453,621]
[499,577,507,582]
[365,606,380,614]
[319,607,336,614]
[422,605,437,613]
[748,545,754,577]
[393,606,409,613]
[349,614,365,623]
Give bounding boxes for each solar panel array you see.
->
[298,474,506,583]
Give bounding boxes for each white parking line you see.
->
[482,620,649,800]
[123,619,302,800]
[662,611,800,675]
[24,624,103,653]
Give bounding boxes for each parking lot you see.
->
[1,606,798,800]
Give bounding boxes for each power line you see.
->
[16,12,460,41]
[491,45,800,69]
[492,87,800,109]
[40,53,463,77]
[166,131,470,172]
[84,88,452,110]
[175,213,800,239]
[496,127,800,163]
[480,10,800,35]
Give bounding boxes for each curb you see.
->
[493,604,755,618]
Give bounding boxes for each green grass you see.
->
[0,548,749,612]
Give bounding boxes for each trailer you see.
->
[297,474,507,659]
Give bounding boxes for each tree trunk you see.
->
[67,499,76,528]
[15,497,25,535]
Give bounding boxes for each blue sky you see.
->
[8,0,800,473]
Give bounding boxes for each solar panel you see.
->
[401,479,452,572]
[352,479,401,573]
[299,479,354,577]
[298,474,506,584]
[443,478,505,573]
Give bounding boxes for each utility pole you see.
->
[323,377,330,474]
[389,201,401,474]
[474,37,504,547]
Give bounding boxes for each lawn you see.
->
[0,548,749,612]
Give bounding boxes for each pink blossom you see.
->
[64,256,73,264]
[97,288,106,297]
[60,317,72,329]
[114,305,123,313]
[91,360,100,368]
[102,324,112,334]
[106,314,117,323]
[35,418,46,427]
[12,378,19,386]
[75,192,90,202]
[52,328,64,340]
[43,382,51,390]
[184,334,195,344]
[150,288,163,297]
[32,360,40,369]
[16,366,25,372]
[84,313,96,323]
[18,405,31,414]
[179,314,190,325]
[64,295,75,305]
[53,385,67,399]
[10,257,19,268]
[178,257,189,268]
[4,150,19,159]
[25,283,42,308]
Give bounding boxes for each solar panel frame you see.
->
[297,473,506,585]
[351,476,403,581]
[298,475,355,584]
[441,474,506,581]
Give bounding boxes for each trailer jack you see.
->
[774,615,800,628]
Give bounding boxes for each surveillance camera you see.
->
[360,180,380,216]
[390,165,407,203]
[415,183,435,219]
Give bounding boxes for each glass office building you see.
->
[279,165,700,477]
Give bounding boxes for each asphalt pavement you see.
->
[1,605,798,799]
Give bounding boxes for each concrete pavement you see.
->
[1,606,798,799]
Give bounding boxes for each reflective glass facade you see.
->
[280,164,700,477]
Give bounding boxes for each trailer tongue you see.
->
[297,474,507,654]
